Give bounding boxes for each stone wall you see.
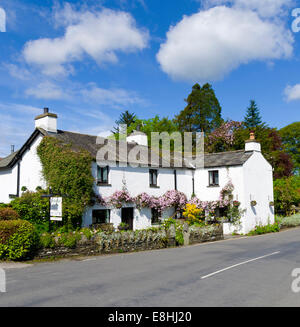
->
[187,224,223,245]
[35,224,223,259]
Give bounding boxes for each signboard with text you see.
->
[50,197,62,221]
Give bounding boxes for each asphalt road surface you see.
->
[1,228,300,307]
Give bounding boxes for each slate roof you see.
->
[204,150,253,168]
[0,151,19,168]
[0,128,253,170]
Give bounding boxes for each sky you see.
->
[0,0,299,157]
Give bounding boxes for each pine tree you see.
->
[244,100,262,129]
[112,110,136,134]
[175,83,223,133]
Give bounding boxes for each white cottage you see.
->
[0,109,274,234]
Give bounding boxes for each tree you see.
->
[205,120,243,153]
[112,110,136,134]
[233,126,294,179]
[175,83,223,133]
[279,122,300,175]
[127,115,180,148]
[244,100,263,128]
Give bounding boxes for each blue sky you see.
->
[0,0,299,156]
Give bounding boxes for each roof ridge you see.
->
[205,149,245,155]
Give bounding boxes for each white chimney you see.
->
[126,130,148,147]
[35,108,58,133]
[245,131,261,152]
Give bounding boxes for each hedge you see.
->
[0,220,38,260]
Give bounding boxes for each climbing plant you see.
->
[37,137,95,228]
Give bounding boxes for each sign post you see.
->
[42,188,68,232]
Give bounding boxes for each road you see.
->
[1,228,300,307]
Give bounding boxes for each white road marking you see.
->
[201,251,280,279]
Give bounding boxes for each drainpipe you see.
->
[174,170,177,190]
[16,162,20,197]
[192,170,195,196]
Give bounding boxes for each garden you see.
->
[0,180,241,261]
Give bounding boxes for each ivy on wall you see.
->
[37,137,95,227]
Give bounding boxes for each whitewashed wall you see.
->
[241,152,274,234]
[194,165,244,202]
[82,204,173,230]
[92,162,194,199]
[0,165,18,203]
[0,134,46,203]
[19,135,46,192]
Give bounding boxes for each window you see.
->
[151,208,161,225]
[209,170,219,186]
[97,166,109,184]
[92,209,110,224]
[149,169,158,187]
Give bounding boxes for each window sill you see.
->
[207,184,220,188]
[97,183,112,187]
[150,185,160,189]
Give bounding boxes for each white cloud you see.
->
[284,84,300,102]
[4,64,32,80]
[23,7,149,76]
[157,5,294,81]
[80,83,145,109]
[25,81,66,100]
[201,0,294,17]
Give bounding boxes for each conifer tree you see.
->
[244,100,262,128]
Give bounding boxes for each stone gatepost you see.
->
[167,224,176,247]
[183,223,190,246]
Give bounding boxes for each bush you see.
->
[0,207,20,220]
[248,223,280,236]
[274,176,300,215]
[278,213,300,228]
[0,220,38,260]
[39,233,56,248]
[10,190,49,225]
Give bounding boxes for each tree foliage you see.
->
[279,122,300,175]
[112,110,136,134]
[205,120,243,153]
[175,83,223,133]
[244,100,263,128]
[274,176,300,215]
[234,126,294,179]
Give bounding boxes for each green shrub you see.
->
[0,220,38,260]
[0,207,20,220]
[248,223,280,236]
[39,233,56,248]
[10,190,49,225]
[274,176,300,215]
[279,213,300,228]
[58,232,81,249]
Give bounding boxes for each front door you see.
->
[121,207,134,230]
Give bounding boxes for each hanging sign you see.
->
[50,197,63,221]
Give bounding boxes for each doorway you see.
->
[121,207,134,230]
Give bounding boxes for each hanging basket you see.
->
[269,201,274,206]
[251,200,257,207]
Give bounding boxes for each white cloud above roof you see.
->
[284,84,300,102]
[157,3,294,82]
[23,6,149,76]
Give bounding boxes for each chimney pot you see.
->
[44,107,49,114]
[11,145,15,154]
[249,131,255,140]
